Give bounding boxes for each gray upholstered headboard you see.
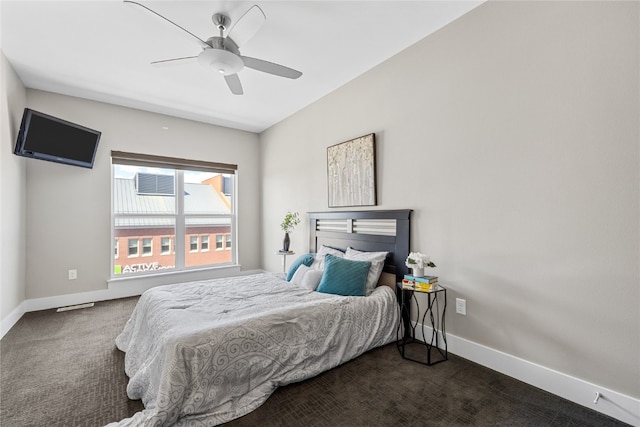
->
[308,210,412,285]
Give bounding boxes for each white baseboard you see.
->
[413,322,640,426]
[24,287,128,312]
[25,267,259,313]
[0,301,26,339]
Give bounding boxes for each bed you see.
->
[111,209,411,427]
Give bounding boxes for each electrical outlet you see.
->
[68,269,77,280]
[456,298,466,315]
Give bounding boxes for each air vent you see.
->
[136,173,174,196]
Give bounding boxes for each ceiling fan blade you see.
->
[224,74,244,95]
[151,56,198,67]
[124,1,209,48]
[227,5,266,47]
[241,56,302,79]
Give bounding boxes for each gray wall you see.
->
[259,1,639,399]
[0,51,27,323]
[22,90,261,299]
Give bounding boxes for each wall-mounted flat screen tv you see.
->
[14,108,101,169]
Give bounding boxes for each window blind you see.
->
[111,151,237,174]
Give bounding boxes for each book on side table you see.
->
[402,274,439,291]
[404,274,438,283]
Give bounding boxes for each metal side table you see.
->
[397,283,448,366]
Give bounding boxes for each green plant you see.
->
[281,211,300,234]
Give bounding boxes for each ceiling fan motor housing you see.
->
[198,36,244,76]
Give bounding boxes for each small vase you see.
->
[283,232,290,252]
[412,267,424,277]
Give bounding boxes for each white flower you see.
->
[405,252,436,269]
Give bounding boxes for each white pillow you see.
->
[301,269,323,291]
[290,264,323,291]
[344,247,388,296]
[311,245,344,271]
[290,264,307,283]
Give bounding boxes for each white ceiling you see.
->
[1,1,483,133]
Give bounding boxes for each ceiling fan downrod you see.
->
[212,13,230,37]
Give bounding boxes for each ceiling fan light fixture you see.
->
[198,48,244,76]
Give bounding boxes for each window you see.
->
[114,239,119,258]
[112,151,236,277]
[128,239,139,257]
[161,237,171,255]
[190,236,198,252]
[142,238,153,256]
[222,176,232,196]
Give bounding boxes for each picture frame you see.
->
[327,133,377,208]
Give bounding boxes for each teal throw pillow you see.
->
[286,253,315,281]
[316,254,371,297]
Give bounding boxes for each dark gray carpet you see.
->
[0,297,628,427]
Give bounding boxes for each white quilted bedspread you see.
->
[109,272,399,427]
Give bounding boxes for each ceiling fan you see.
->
[124,1,302,95]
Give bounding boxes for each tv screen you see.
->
[14,108,101,169]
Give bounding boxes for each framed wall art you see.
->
[327,133,377,208]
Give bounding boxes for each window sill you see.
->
[107,264,242,294]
